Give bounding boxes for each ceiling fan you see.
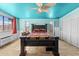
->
[31,3,56,13]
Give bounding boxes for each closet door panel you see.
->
[62,19,67,41]
[61,20,65,40]
[74,19,78,47]
[77,18,79,48]
[64,19,68,42]
[66,19,71,43]
[71,19,78,47]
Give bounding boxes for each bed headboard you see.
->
[32,24,47,32]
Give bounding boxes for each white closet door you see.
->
[62,19,67,41]
[62,18,71,43]
[77,18,79,48]
[64,19,68,42]
[66,19,71,43]
[74,18,78,47]
[71,18,78,47]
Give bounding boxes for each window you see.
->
[0,16,3,32]
[4,17,12,32]
[0,16,12,32]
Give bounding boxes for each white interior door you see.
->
[66,19,71,43]
[76,18,79,48]
[71,18,78,47]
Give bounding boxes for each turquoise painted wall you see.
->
[19,19,56,33]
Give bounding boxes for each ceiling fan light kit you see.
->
[31,3,56,13]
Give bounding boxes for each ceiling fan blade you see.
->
[38,8,42,12]
[37,11,41,13]
[37,9,49,14]
[36,3,43,7]
[44,9,49,13]
[46,3,56,7]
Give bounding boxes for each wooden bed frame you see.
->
[32,24,47,32]
[20,24,59,56]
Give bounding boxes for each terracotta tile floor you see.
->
[0,39,79,56]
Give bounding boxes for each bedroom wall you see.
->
[20,19,53,32]
[0,11,13,18]
[19,19,60,36]
[0,11,20,38]
[60,7,79,48]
